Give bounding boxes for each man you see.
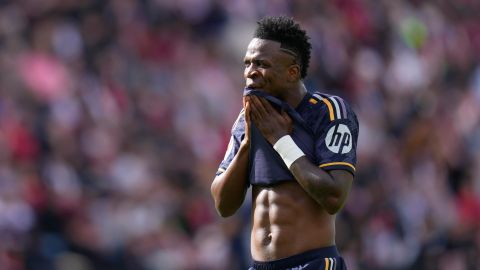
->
[211,16,358,270]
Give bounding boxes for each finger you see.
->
[257,97,275,114]
[249,97,262,122]
[281,109,291,123]
[244,100,251,136]
[281,109,293,133]
[243,95,251,109]
[245,100,250,122]
[251,96,269,117]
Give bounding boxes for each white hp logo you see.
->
[325,124,352,154]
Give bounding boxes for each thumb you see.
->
[281,109,291,123]
[281,109,293,133]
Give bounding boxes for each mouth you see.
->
[246,81,263,89]
[245,77,263,88]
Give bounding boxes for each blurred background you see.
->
[0,0,479,269]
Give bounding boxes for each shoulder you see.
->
[311,92,356,122]
[309,91,358,136]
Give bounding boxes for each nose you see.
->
[244,64,258,79]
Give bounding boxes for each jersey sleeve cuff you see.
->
[319,162,356,175]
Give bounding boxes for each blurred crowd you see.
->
[0,0,479,269]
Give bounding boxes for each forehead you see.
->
[244,38,283,59]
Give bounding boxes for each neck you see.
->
[282,82,307,108]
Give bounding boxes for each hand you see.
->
[249,95,292,145]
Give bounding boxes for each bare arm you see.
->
[249,95,352,214]
[290,160,353,214]
[211,101,251,217]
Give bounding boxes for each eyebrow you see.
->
[244,55,268,62]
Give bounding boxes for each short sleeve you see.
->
[314,95,359,175]
[216,109,245,176]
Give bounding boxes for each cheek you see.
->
[268,71,284,84]
[280,71,292,84]
[264,70,276,79]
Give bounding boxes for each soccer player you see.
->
[211,16,358,270]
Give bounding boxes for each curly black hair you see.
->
[254,16,312,79]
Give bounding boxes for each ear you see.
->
[287,65,301,82]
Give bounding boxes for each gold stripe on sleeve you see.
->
[324,258,330,270]
[319,162,356,172]
[322,99,335,121]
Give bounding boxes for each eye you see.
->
[257,60,270,68]
[244,59,269,68]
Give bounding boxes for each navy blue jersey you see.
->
[216,89,358,186]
